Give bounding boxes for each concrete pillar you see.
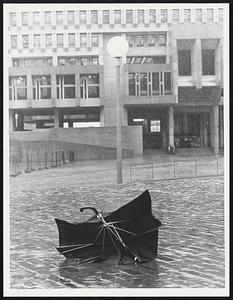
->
[215,38,223,87]
[54,108,60,128]
[172,39,178,99]
[168,106,174,147]
[200,117,204,147]
[203,113,208,147]
[9,110,15,131]
[27,74,33,99]
[161,120,167,149]
[183,113,188,134]
[219,106,224,148]
[51,73,57,99]
[193,38,202,88]
[210,106,219,154]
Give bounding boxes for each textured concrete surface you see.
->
[9,158,225,289]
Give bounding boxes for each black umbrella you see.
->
[55,189,162,264]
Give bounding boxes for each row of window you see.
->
[9,8,223,27]
[126,33,166,47]
[9,74,100,100]
[10,33,99,49]
[126,56,166,64]
[12,56,99,67]
[178,49,215,76]
[129,72,172,96]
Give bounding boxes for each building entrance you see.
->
[128,107,167,149]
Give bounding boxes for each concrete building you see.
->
[7,4,224,159]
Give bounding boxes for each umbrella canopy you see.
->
[55,189,162,264]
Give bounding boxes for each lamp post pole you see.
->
[116,57,122,184]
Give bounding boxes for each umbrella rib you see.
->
[109,225,137,236]
[106,226,122,257]
[61,243,94,254]
[101,227,106,256]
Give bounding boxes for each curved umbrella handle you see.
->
[80,206,100,216]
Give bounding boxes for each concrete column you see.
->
[121,107,128,126]
[172,39,178,99]
[210,106,219,154]
[100,107,104,126]
[168,106,174,147]
[161,119,167,149]
[51,73,57,99]
[9,110,15,131]
[27,74,33,99]
[54,108,60,128]
[183,113,188,134]
[203,113,208,147]
[215,38,223,87]
[200,117,204,147]
[193,38,202,88]
[219,106,224,148]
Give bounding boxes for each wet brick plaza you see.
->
[9,157,225,289]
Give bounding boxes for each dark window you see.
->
[32,75,51,100]
[147,35,155,47]
[114,10,121,24]
[158,34,166,46]
[178,50,191,76]
[22,35,29,48]
[126,10,133,23]
[57,34,64,47]
[152,73,159,95]
[136,35,144,47]
[149,9,156,23]
[11,35,17,49]
[21,12,28,26]
[45,34,52,47]
[126,34,134,47]
[128,73,136,95]
[44,11,51,25]
[12,58,20,67]
[67,11,75,24]
[140,73,147,96]
[161,9,167,23]
[57,75,75,99]
[91,34,99,47]
[9,76,27,100]
[103,10,109,24]
[35,58,45,66]
[184,9,191,23]
[164,72,172,94]
[80,74,100,98]
[91,10,98,24]
[202,49,215,75]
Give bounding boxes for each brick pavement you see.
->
[9,159,225,289]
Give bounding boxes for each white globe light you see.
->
[107,36,129,58]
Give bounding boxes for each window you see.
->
[202,49,215,75]
[11,35,17,49]
[33,12,40,25]
[22,35,29,48]
[207,9,214,23]
[56,75,75,99]
[80,33,87,47]
[126,10,133,23]
[164,72,172,94]
[44,11,51,25]
[56,11,63,25]
[152,72,159,95]
[80,57,89,65]
[91,56,99,65]
[158,34,166,46]
[32,75,51,99]
[114,10,121,24]
[161,9,167,23]
[46,57,53,66]
[57,33,64,47]
[79,10,87,24]
[146,35,155,47]
[103,10,109,24]
[24,58,34,67]
[69,57,78,65]
[68,33,75,47]
[150,120,160,132]
[137,10,144,24]
[127,56,166,65]
[9,76,27,100]
[45,34,52,47]
[10,13,17,26]
[12,58,20,67]
[35,58,45,66]
[67,11,75,24]
[126,34,134,47]
[80,74,100,98]
[128,72,172,96]
[91,34,99,47]
[184,9,191,23]
[21,12,28,26]
[34,34,41,48]
[136,35,144,47]
[153,56,166,64]
[58,57,67,66]
[195,9,202,23]
[178,50,191,76]
[218,8,223,23]
[149,9,156,23]
[172,9,179,23]
[91,10,98,24]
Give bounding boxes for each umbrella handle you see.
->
[80,206,100,216]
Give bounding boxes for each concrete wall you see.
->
[10,125,143,161]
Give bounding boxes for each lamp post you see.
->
[107,36,129,184]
